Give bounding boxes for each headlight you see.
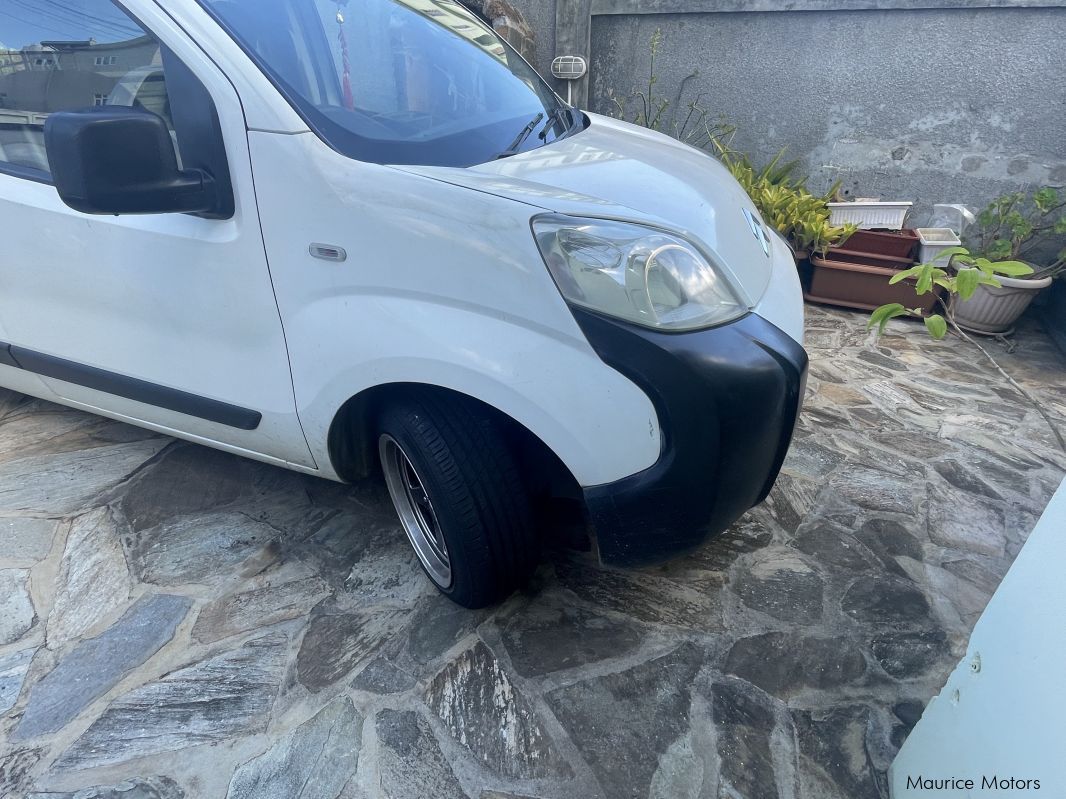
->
[532,215,745,331]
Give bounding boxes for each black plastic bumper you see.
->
[574,308,808,567]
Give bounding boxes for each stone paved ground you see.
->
[1,305,1064,799]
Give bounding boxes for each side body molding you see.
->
[0,341,262,430]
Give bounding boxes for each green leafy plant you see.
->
[868,246,1033,339]
[605,28,735,151]
[715,144,855,255]
[868,245,1064,453]
[967,188,1066,278]
[717,145,804,192]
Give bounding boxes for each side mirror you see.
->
[44,107,218,215]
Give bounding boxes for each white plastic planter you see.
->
[916,228,962,264]
[828,201,912,230]
[951,270,1053,334]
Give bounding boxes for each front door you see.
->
[0,0,315,468]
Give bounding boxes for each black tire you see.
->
[376,390,539,608]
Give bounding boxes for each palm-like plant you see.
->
[717,146,855,256]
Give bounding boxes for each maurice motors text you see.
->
[906,776,1040,791]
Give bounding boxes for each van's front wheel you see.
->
[376,392,538,608]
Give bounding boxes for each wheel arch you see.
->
[326,382,582,500]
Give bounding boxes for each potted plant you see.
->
[716,147,855,263]
[806,251,939,314]
[750,181,856,261]
[952,188,1066,334]
[721,168,926,310]
[796,196,926,310]
[868,247,1034,339]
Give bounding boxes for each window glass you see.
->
[200,0,578,167]
[0,0,174,176]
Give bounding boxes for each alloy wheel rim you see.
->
[379,434,452,588]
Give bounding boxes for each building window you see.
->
[0,0,182,176]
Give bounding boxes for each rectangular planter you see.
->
[916,228,962,264]
[822,249,914,270]
[828,201,912,230]
[840,229,919,259]
[805,255,940,314]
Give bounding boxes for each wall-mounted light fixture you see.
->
[550,55,587,106]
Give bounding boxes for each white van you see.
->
[0,0,807,607]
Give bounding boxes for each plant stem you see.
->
[941,302,1066,453]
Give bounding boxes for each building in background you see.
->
[0,35,165,172]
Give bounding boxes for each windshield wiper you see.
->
[496,112,544,159]
[538,106,571,141]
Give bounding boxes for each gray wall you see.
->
[510,0,558,90]
[516,1,1066,225]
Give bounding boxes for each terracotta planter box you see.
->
[805,255,940,314]
[824,249,914,270]
[831,230,916,261]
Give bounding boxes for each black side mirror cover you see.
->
[44,107,217,215]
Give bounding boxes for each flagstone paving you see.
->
[1,305,1063,799]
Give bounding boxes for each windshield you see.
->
[199,0,577,166]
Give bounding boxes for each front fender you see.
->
[291,295,662,487]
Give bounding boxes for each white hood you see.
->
[394,113,776,305]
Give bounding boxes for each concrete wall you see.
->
[508,0,558,90]
[518,1,1066,225]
